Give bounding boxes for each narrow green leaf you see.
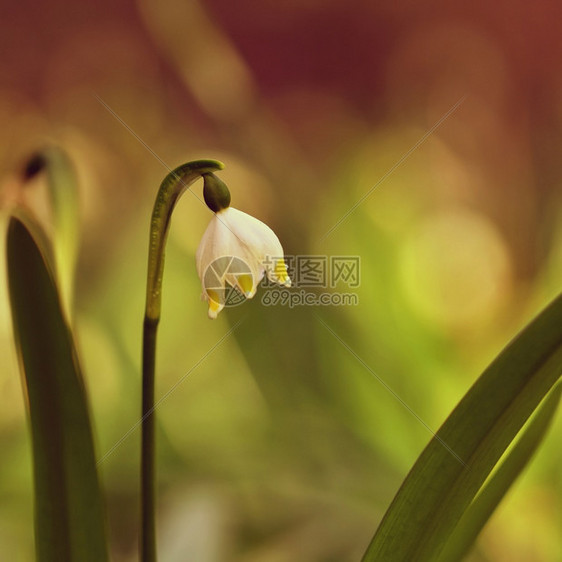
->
[437,382,561,562]
[22,146,80,318]
[7,217,109,562]
[362,295,562,562]
[44,146,80,317]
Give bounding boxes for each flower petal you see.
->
[195,206,291,318]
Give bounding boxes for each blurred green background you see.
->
[1,0,561,560]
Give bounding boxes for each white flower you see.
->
[196,207,291,318]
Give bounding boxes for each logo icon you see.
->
[203,256,253,309]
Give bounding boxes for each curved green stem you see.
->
[141,159,224,562]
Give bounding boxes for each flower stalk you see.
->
[141,159,223,562]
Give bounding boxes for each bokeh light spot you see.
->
[399,207,512,330]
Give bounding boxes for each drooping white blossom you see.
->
[196,207,291,318]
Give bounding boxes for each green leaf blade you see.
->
[437,383,561,562]
[362,295,562,562]
[7,217,109,562]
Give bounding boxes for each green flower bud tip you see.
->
[203,173,231,212]
[22,152,48,180]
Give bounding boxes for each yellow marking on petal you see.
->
[273,259,291,286]
[207,289,221,305]
[237,273,254,296]
[206,289,224,319]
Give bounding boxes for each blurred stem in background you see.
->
[141,160,223,562]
